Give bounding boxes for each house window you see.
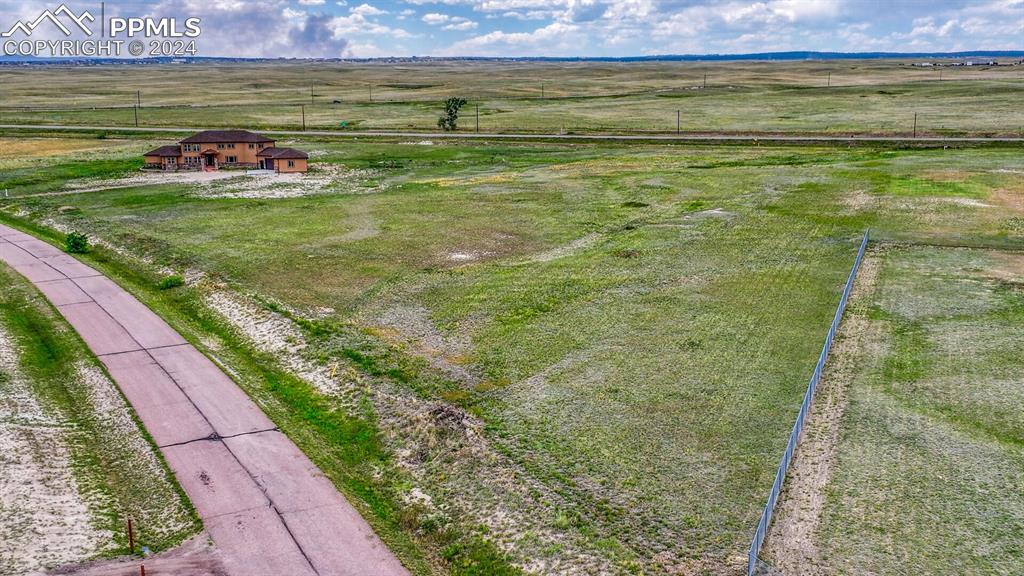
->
[227,143,235,149]
[287,160,295,168]
[184,143,199,152]
[258,143,264,149]
[226,156,238,163]
[248,143,255,149]
[166,158,176,165]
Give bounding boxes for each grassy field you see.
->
[1,60,1023,135]
[1,132,1022,574]
[807,245,1024,575]
[0,265,199,575]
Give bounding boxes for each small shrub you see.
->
[64,232,89,254]
[158,274,185,290]
[612,248,640,259]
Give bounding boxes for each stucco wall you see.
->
[276,158,308,173]
[182,141,273,165]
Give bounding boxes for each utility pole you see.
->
[913,112,918,138]
[475,103,479,133]
[541,83,544,99]
[133,105,138,127]
[310,84,314,105]
[368,84,372,102]
[827,72,831,87]
[301,104,306,131]
[676,109,680,134]
[136,90,141,107]
[703,72,707,89]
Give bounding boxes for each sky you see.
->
[1,0,1022,58]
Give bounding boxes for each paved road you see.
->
[2,123,1023,143]
[0,223,409,576]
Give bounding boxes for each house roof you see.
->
[257,147,309,160]
[143,145,181,157]
[179,130,274,144]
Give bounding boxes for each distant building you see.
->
[143,130,308,172]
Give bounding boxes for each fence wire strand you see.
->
[747,230,870,575]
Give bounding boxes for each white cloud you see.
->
[422,12,452,24]
[422,12,477,30]
[1,0,1017,59]
[349,3,387,16]
[441,21,582,55]
[444,19,478,30]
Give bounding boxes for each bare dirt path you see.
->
[1,124,1022,143]
[759,248,884,574]
[44,534,226,576]
[0,223,409,576]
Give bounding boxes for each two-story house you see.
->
[143,130,309,173]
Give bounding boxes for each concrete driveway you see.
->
[0,223,410,576]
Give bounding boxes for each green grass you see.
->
[0,266,200,559]
[2,135,1023,573]
[0,60,1022,136]
[818,246,1024,574]
[0,216,518,576]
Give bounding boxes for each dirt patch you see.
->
[523,233,602,264]
[191,164,383,199]
[372,304,479,387]
[45,534,226,576]
[49,171,239,197]
[38,164,384,200]
[336,201,379,242]
[922,169,972,182]
[985,252,1024,282]
[761,247,885,574]
[841,188,875,212]
[939,197,992,208]
[686,207,736,220]
[202,290,362,406]
[204,291,616,574]
[0,327,112,575]
[991,186,1024,212]
[445,250,493,263]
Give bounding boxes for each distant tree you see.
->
[437,97,468,131]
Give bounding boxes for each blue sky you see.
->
[2,1,1022,58]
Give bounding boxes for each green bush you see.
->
[64,232,89,254]
[158,275,185,290]
[437,97,468,131]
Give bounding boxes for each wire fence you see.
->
[747,230,870,575]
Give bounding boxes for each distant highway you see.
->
[2,124,1023,143]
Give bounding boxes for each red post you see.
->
[140,565,146,576]
[127,518,135,554]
